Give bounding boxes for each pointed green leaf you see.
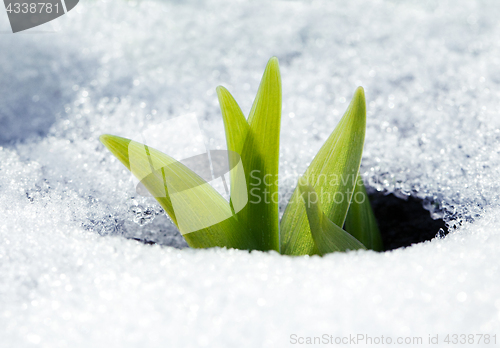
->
[299,182,366,254]
[280,87,366,255]
[100,134,258,250]
[216,86,250,215]
[344,174,383,251]
[217,86,249,155]
[236,57,282,251]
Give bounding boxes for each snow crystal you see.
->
[1,0,500,346]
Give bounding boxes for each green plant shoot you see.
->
[100,57,383,255]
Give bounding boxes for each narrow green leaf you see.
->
[299,182,366,254]
[216,86,249,155]
[100,134,258,250]
[237,57,282,251]
[280,87,366,255]
[216,86,250,215]
[344,174,383,251]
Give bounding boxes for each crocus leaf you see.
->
[235,57,282,251]
[99,134,258,250]
[299,182,366,254]
[216,85,249,155]
[216,86,250,215]
[344,174,383,251]
[280,87,366,255]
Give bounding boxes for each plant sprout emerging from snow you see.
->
[100,57,383,255]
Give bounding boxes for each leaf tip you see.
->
[99,134,132,169]
[352,86,366,109]
[99,134,112,146]
[268,56,279,65]
[265,56,281,76]
[216,85,227,96]
[345,86,366,128]
[99,134,128,151]
[354,85,365,98]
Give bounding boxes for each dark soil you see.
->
[368,192,447,251]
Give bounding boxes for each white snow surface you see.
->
[1,0,500,346]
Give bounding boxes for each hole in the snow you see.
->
[368,192,447,251]
[127,192,448,252]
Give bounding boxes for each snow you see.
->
[1,0,500,346]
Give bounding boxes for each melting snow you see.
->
[1,0,500,346]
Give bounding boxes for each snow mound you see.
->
[1,0,500,346]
